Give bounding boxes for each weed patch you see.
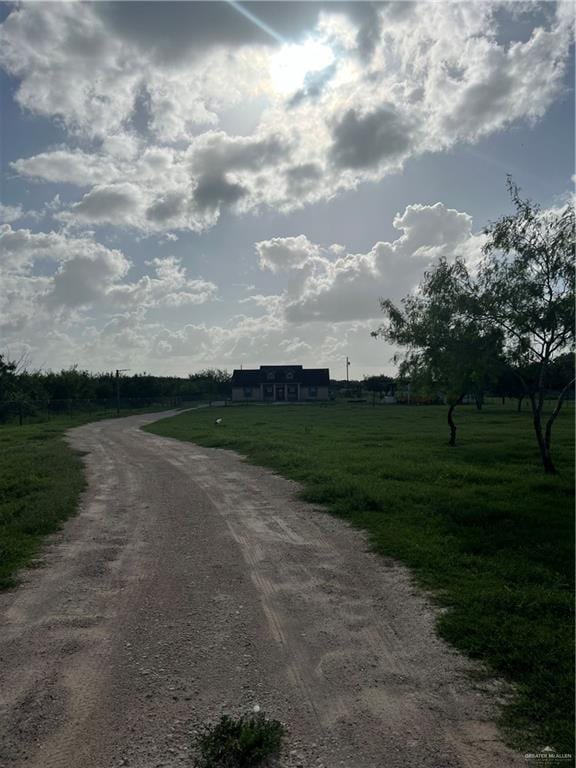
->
[193,713,285,768]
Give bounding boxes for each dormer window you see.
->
[286,371,294,380]
[267,371,275,380]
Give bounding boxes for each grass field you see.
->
[145,401,574,755]
[0,406,179,590]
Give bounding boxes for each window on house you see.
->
[309,386,317,397]
[243,387,252,397]
[286,371,294,380]
[267,372,275,380]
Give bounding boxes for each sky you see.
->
[0,1,574,380]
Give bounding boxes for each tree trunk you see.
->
[544,377,575,453]
[529,393,556,474]
[447,394,465,446]
[475,395,483,411]
[517,395,524,413]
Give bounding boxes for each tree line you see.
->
[372,179,575,474]
[345,362,572,408]
[0,362,232,420]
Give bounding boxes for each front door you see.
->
[275,385,285,401]
[263,384,274,400]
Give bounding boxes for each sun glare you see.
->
[271,40,335,95]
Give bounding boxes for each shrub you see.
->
[193,712,285,768]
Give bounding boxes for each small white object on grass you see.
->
[215,418,223,425]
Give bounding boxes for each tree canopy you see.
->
[372,257,503,444]
[373,179,574,470]
[475,180,575,472]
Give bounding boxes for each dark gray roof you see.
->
[301,368,330,386]
[232,365,330,386]
[231,369,261,386]
[259,365,303,371]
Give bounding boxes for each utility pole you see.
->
[346,356,350,384]
[115,369,130,416]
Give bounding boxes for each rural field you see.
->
[2,0,574,765]
[146,401,575,756]
[1,402,565,768]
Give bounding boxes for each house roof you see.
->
[259,365,303,371]
[231,369,261,386]
[301,368,330,386]
[231,365,330,386]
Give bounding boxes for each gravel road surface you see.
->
[0,410,525,768]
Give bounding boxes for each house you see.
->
[231,365,330,402]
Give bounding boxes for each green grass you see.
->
[193,713,285,767]
[145,402,574,756]
[0,406,177,590]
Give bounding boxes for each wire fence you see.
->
[0,395,210,426]
[2,390,571,425]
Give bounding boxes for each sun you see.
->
[270,39,335,95]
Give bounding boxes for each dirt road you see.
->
[0,411,524,768]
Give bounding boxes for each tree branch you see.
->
[545,377,576,452]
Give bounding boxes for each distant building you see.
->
[231,365,330,402]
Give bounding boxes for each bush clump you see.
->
[193,712,285,768]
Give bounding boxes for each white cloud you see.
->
[0,3,141,139]
[0,201,496,373]
[255,202,486,323]
[67,184,143,226]
[12,149,123,187]
[393,203,474,254]
[0,224,105,272]
[0,203,24,224]
[3,2,573,232]
[329,104,413,170]
[1,4,573,377]
[45,247,131,309]
[0,226,218,360]
[0,2,270,142]
[0,221,394,376]
[107,256,218,309]
[256,234,321,272]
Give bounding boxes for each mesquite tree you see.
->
[0,354,17,402]
[476,179,575,473]
[372,258,503,445]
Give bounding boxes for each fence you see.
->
[0,395,205,426]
